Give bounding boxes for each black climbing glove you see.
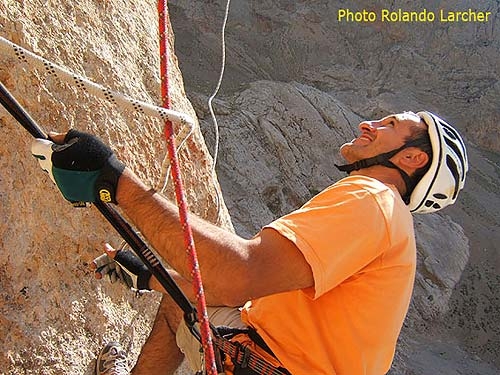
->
[93,250,152,291]
[31,129,125,204]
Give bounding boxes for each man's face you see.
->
[340,112,426,163]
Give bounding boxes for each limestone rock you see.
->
[0,1,230,374]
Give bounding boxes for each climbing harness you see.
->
[214,328,291,375]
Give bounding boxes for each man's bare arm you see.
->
[117,168,314,306]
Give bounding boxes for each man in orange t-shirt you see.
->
[241,175,417,374]
[33,112,467,374]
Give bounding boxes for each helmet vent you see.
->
[446,155,460,199]
[442,122,459,140]
[444,136,465,176]
[433,193,447,199]
[425,200,442,210]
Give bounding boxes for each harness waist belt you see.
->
[214,335,291,375]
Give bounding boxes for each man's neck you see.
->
[349,166,407,197]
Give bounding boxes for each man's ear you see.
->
[397,147,429,170]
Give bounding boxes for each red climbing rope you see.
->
[157,2,218,375]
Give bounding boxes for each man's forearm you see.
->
[116,168,252,306]
[148,268,239,307]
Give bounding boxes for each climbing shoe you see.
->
[96,341,130,375]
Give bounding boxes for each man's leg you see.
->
[131,295,184,375]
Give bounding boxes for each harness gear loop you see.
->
[213,332,291,375]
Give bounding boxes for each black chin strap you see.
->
[335,145,414,204]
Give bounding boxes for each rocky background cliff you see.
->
[169,0,500,374]
[1,1,499,375]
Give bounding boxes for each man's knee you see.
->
[156,295,184,334]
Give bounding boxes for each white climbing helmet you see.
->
[409,111,468,213]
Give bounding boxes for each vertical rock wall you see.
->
[0,1,230,374]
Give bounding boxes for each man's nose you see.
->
[358,120,379,132]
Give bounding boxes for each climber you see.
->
[31,111,467,375]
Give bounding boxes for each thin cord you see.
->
[208,0,231,174]
[207,0,232,223]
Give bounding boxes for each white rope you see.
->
[208,0,231,173]
[0,36,196,193]
[0,37,195,128]
[206,0,232,221]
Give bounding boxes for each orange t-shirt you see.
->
[241,176,416,375]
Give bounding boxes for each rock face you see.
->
[0,2,229,374]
